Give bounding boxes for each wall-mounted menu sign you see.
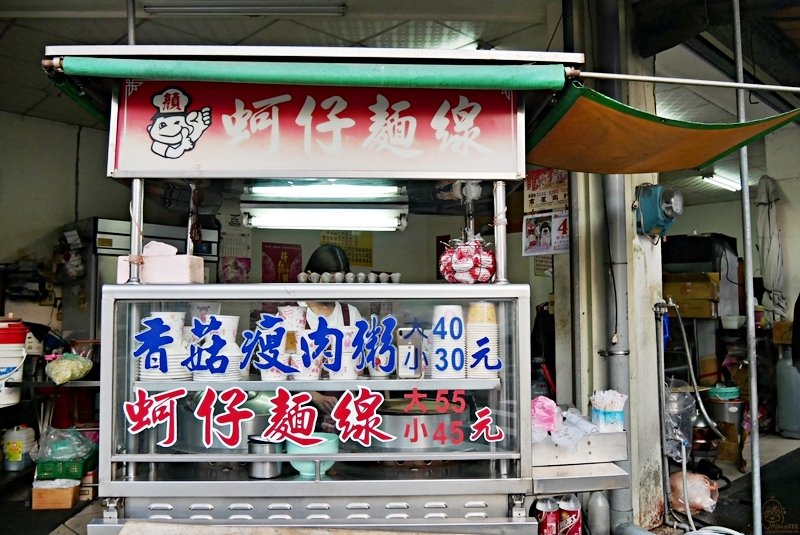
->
[111,81,523,180]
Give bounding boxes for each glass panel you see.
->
[111,295,521,483]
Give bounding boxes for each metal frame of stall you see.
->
[40,43,636,534]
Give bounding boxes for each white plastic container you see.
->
[0,344,26,408]
[4,425,35,471]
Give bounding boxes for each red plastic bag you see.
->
[669,472,719,513]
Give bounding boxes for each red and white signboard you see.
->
[110,80,523,179]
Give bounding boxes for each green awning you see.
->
[526,82,800,174]
[60,56,567,91]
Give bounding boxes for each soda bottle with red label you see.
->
[536,497,559,535]
[557,494,583,535]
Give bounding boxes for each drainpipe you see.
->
[595,0,641,532]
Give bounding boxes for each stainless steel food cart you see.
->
[39,44,630,534]
[93,283,627,534]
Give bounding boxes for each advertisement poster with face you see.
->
[522,211,569,256]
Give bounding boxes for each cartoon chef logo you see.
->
[148,88,211,159]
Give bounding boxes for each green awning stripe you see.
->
[61,57,567,90]
[526,81,583,152]
[54,78,109,125]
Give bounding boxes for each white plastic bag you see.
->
[45,353,93,385]
[669,472,719,513]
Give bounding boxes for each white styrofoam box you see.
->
[117,255,204,284]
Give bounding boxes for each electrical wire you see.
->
[546,14,563,52]
[721,253,743,287]
[602,193,619,342]
[670,300,726,440]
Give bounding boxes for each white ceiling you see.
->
[655,44,778,206]
[0,0,553,128]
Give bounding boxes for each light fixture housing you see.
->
[702,174,741,192]
[242,203,408,231]
[246,184,406,202]
[143,1,346,16]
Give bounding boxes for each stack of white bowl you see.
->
[138,312,191,382]
[430,305,466,379]
[466,302,500,378]
[422,329,433,379]
[191,315,244,382]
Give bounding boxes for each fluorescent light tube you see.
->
[249,184,402,200]
[144,2,346,16]
[702,175,741,192]
[246,207,407,231]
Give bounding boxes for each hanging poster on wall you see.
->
[522,211,569,257]
[524,168,568,214]
[320,230,373,267]
[220,257,251,283]
[262,242,303,283]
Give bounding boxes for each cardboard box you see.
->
[667,299,718,319]
[116,254,204,284]
[699,354,720,386]
[80,470,97,485]
[774,321,793,345]
[663,273,720,301]
[32,486,79,510]
[78,486,97,501]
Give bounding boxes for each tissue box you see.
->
[591,407,624,433]
[117,255,204,284]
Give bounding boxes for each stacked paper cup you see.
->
[466,302,499,378]
[192,315,244,382]
[257,321,290,381]
[138,312,191,382]
[430,305,466,379]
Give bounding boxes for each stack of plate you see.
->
[192,342,245,382]
[466,302,499,378]
[430,305,466,379]
[138,350,192,381]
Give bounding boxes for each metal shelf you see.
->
[0,464,35,489]
[132,378,501,392]
[532,462,629,495]
[7,380,101,388]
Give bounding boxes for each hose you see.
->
[668,300,726,440]
[681,444,697,532]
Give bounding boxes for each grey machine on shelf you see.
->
[61,218,219,340]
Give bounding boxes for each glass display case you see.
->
[99,283,532,523]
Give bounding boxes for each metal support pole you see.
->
[127,180,144,284]
[125,0,139,481]
[126,0,136,46]
[654,304,673,527]
[568,172,582,407]
[732,0,762,531]
[493,181,508,284]
[187,182,197,256]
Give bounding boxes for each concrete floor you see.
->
[716,433,800,482]
[46,435,800,534]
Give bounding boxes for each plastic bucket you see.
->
[0,347,26,408]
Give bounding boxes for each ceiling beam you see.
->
[633,0,798,58]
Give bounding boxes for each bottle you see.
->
[587,492,610,535]
[535,497,559,535]
[557,494,583,535]
[3,425,35,471]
